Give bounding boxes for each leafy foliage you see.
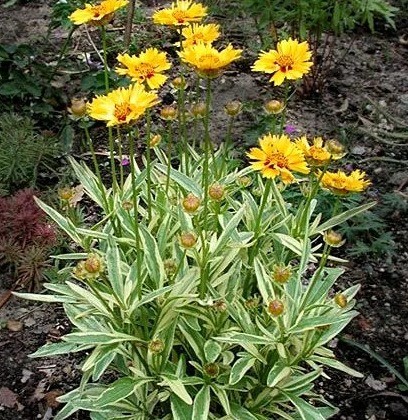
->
[0,113,59,195]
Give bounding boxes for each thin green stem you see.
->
[116,127,124,189]
[129,129,143,298]
[145,111,152,222]
[47,27,75,84]
[100,26,110,92]
[165,122,173,195]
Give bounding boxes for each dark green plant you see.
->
[0,113,60,195]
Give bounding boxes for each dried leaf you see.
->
[0,386,19,408]
[365,374,387,391]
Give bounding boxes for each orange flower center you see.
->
[266,152,288,168]
[275,55,294,72]
[138,62,155,79]
[172,10,187,23]
[114,103,131,122]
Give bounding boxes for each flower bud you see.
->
[74,253,104,280]
[160,105,178,121]
[326,139,346,159]
[179,232,197,248]
[68,97,87,117]
[236,176,252,187]
[212,300,227,312]
[334,293,347,308]
[182,193,201,213]
[164,258,177,276]
[203,363,219,378]
[268,299,284,316]
[190,102,206,118]
[84,254,103,274]
[323,230,346,248]
[171,76,186,90]
[122,200,133,211]
[148,338,165,354]
[245,297,259,310]
[58,187,74,201]
[264,100,284,115]
[224,100,242,117]
[272,264,291,284]
[208,184,225,201]
[149,134,162,148]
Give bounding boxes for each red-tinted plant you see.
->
[0,189,57,290]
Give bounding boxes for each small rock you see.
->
[7,319,23,332]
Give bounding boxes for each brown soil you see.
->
[0,1,407,419]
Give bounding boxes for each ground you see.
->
[0,1,407,419]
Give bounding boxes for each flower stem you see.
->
[146,111,152,222]
[101,26,110,92]
[165,121,173,195]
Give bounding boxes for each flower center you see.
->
[275,55,294,72]
[266,152,288,168]
[114,103,131,122]
[199,54,220,68]
[173,10,187,23]
[138,62,155,78]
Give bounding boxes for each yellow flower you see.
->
[153,0,207,26]
[247,134,310,183]
[252,38,313,86]
[116,48,171,90]
[88,84,159,127]
[296,136,335,166]
[179,43,242,78]
[69,0,128,26]
[319,169,371,195]
[181,23,220,47]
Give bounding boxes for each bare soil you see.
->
[0,1,407,419]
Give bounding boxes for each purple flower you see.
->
[121,157,130,166]
[284,124,297,134]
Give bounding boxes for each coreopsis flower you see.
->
[247,134,310,184]
[116,48,171,90]
[69,0,128,26]
[296,136,333,166]
[88,84,159,127]
[252,38,313,86]
[319,169,371,195]
[181,23,220,47]
[179,43,242,78]
[325,139,346,160]
[153,0,207,26]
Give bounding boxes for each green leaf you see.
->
[204,340,222,363]
[267,362,291,387]
[171,394,193,420]
[63,331,145,345]
[34,197,83,245]
[13,291,76,304]
[160,374,193,405]
[29,342,82,358]
[254,257,274,303]
[106,236,125,304]
[230,403,259,420]
[192,386,210,420]
[310,355,363,378]
[95,377,149,407]
[282,392,326,420]
[311,202,376,235]
[211,384,231,415]
[65,281,111,316]
[230,356,256,385]
[215,333,272,346]
[139,225,165,288]
[156,163,202,196]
